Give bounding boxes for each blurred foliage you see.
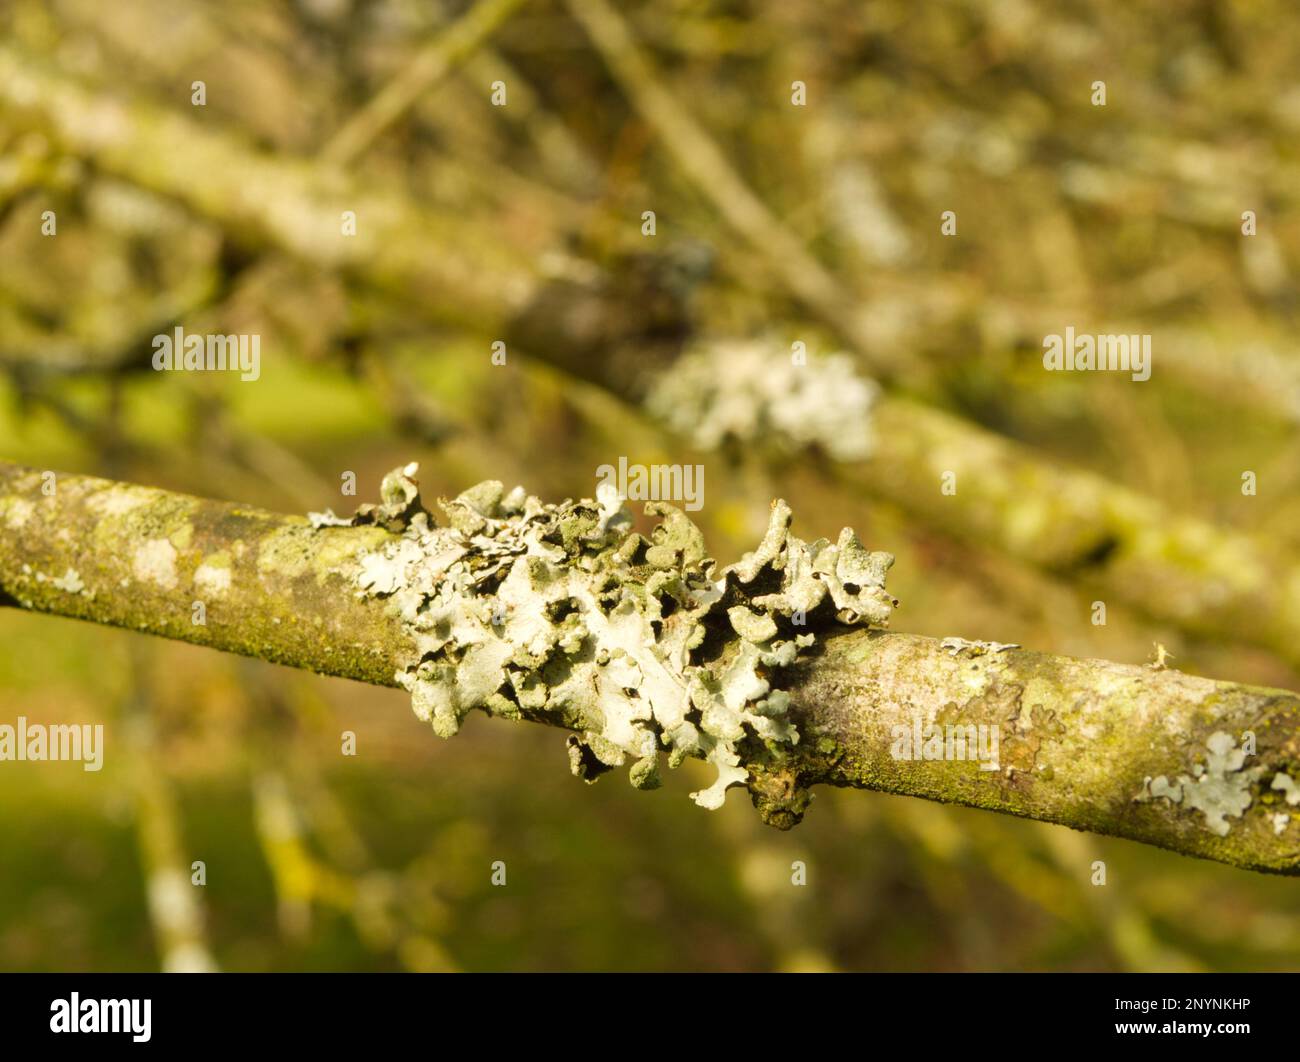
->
[2,0,1300,971]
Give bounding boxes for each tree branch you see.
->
[4,460,1299,874]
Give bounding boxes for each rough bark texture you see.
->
[0,462,403,687]
[786,631,1300,874]
[4,461,1300,874]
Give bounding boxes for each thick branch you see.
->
[3,461,1300,873]
[787,631,1300,874]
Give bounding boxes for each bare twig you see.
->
[320,0,530,168]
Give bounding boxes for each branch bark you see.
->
[4,460,1300,874]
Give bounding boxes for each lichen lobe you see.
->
[335,465,897,813]
[1138,731,1264,837]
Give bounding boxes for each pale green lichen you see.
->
[193,560,232,597]
[1271,772,1300,806]
[644,339,879,461]
[49,568,85,594]
[133,538,178,589]
[3,497,34,530]
[1139,731,1265,836]
[939,637,1020,657]
[333,464,897,810]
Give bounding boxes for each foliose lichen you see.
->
[1271,772,1300,807]
[1138,731,1265,837]
[939,637,1020,657]
[326,463,897,811]
[48,568,85,594]
[644,339,880,461]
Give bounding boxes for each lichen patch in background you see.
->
[644,339,880,461]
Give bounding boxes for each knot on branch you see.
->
[746,762,815,830]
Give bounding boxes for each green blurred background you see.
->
[2,0,1300,971]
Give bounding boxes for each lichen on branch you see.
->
[323,463,897,810]
[9,460,1300,871]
